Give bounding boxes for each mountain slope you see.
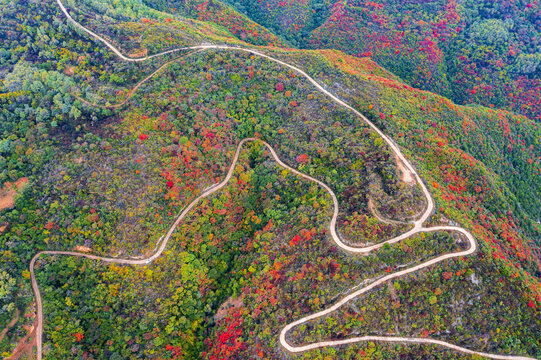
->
[232,0,541,124]
[0,0,539,359]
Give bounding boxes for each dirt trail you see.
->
[5,323,36,360]
[75,50,203,109]
[367,198,408,225]
[0,309,19,342]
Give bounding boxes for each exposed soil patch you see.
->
[128,48,148,58]
[73,245,93,253]
[0,178,28,211]
[393,153,414,184]
[5,322,36,360]
[214,295,243,322]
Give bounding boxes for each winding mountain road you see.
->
[25,1,539,359]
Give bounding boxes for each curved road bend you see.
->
[26,2,538,359]
[75,49,204,109]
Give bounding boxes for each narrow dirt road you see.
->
[75,49,204,109]
[368,198,408,225]
[0,309,19,342]
[26,2,539,360]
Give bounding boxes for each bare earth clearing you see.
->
[0,178,28,212]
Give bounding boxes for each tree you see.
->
[0,271,16,315]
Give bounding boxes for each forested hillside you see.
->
[0,0,539,359]
[231,0,541,124]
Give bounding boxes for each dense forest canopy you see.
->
[227,0,541,123]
